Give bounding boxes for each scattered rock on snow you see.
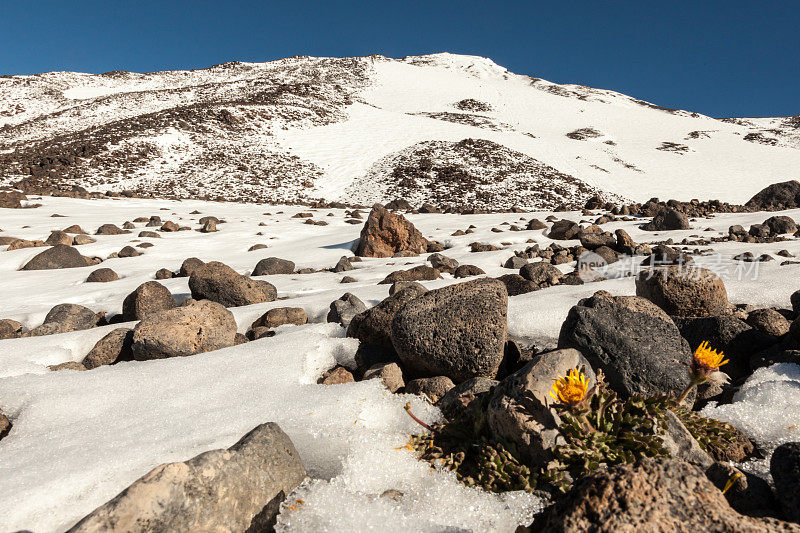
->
[21,244,90,270]
[354,204,429,258]
[250,307,308,330]
[122,281,176,321]
[253,257,295,276]
[68,423,306,533]
[82,328,134,369]
[189,261,277,307]
[327,293,367,328]
[635,265,730,317]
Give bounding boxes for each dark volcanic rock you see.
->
[558,292,693,399]
[347,285,427,349]
[327,292,367,328]
[642,208,690,231]
[68,423,306,533]
[86,268,119,283]
[391,278,508,383]
[746,180,800,210]
[379,265,440,285]
[519,262,563,288]
[635,265,729,317]
[771,442,800,523]
[30,303,100,336]
[547,219,581,240]
[453,264,485,278]
[250,307,308,329]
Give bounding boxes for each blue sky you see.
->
[1,1,797,118]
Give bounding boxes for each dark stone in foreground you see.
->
[771,442,800,523]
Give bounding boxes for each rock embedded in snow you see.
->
[327,292,367,328]
[67,422,306,533]
[354,204,429,258]
[0,318,26,339]
[558,292,693,399]
[391,278,508,383]
[82,328,134,369]
[189,261,277,307]
[253,257,295,276]
[635,265,729,317]
[318,366,355,385]
[529,459,800,532]
[121,281,175,321]
[496,274,540,296]
[453,264,485,278]
[642,207,690,231]
[21,244,90,270]
[0,190,25,208]
[770,442,800,522]
[131,300,237,360]
[519,262,563,288]
[178,257,204,277]
[95,223,128,235]
[0,410,10,440]
[347,285,427,349]
[428,253,458,274]
[547,219,580,240]
[250,307,308,329]
[45,230,73,246]
[29,303,101,337]
[85,268,118,283]
[763,215,798,235]
[378,265,440,285]
[488,348,595,464]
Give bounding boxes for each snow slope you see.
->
[1,53,798,207]
[2,196,800,531]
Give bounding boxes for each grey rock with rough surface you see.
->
[437,377,498,419]
[86,268,118,283]
[347,285,426,349]
[189,261,277,307]
[131,300,237,360]
[178,257,204,277]
[558,292,693,399]
[30,304,99,336]
[636,265,729,317]
[363,362,405,392]
[391,278,508,383]
[327,293,367,328]
[250,307,307,329]
[68,423,306,533]
[519,262,563,288]
[771,442,800,522]
[488,348,595,463]
[643,208,690,231]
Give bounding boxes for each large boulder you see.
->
[764,215,798,235]
[21,244,89,270]
[82,328,134,369]
[390,278,508,383]
[189,261,277,307]
[122,281,175,321]
[68,423,306,533]
[642,208,690,231]
[558,292,693,399]
[347,285,427,349]
[253,257,295,276]
[746,180,800,211]
[520,262,563,288]
[131,300,237,360]
[354,204,429,257]
[528,458,800,532]
[771,442,800,523]
[488,348,596,464]
[30,304,100,336]
[635,266,729,317]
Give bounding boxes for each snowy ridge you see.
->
[1,53,799,207]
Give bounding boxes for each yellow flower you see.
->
[692,341,728,376]
[549,368,589,406]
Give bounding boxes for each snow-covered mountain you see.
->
[1,53,798,209]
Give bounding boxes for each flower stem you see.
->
[404,402,434,432]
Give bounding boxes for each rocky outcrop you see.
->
[68,423,306,533]
[746,180,800,211]
[354,204,429,258]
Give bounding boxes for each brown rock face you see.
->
[354,204,429,258]
[189,261,277,308]
[250,307,308,329]
[82,328,134,369]
[67,423,306,533]
[131,300,237,360]
[21,244,90,270]
[527,458,800,532]
[635,266,730,317]
[122,281,176,321]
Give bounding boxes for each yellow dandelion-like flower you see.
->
[549,368,589,406]
[692,341,728,375]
